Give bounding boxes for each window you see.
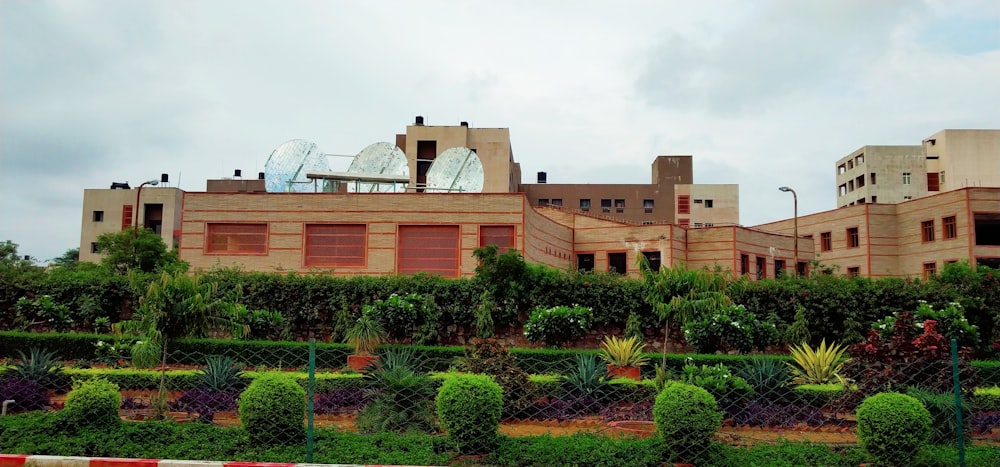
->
[838,164,846,175]
[580,199,591,212]
[577,253,594,273]
[943,216,957,239]
[677,218,689,227]
[479,225,516,253]
[538,198,549,207]
[839,184,847,197]
[921,220,935,242]
[856,154,864,165]
[756,256,766,280]
[92,211,104,222]
[847,267,860,278]
[121,205,133,231]
[848,180,854,191]
[975,213,1000,245]
[398,225,460,277]
[693,222,703,228]
[643,199,654,213]
[677,195,690,214]
[601,199,612,213]
[856,175,865,188]
[641,221,655,225]
[90,242,98,254]
[820,232,832,251]
[694,199,703,204]
[704,223,714,227]
[641,251,661,272]
[704,199,714,208]
[796,261,807,277]
[206,223,267,254]
[775,259,786,278]
[940,171,946,185]
[902,172,911,185]
[903,196,913,200]
[614,199,625,213]
[740,254,750,276]
[848,160,854,169]
[871,196,877,203]
[857,198,865,205]
[923,262,937,280]
[870,172,876,185]
[608,252,627,274]
[305,224,365,266]
[551,199,563,208]
[927,172,940,192]
[847,227,860,248]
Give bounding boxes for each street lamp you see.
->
[778,186,798,277]
[134,179,160,238]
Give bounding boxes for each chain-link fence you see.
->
[1,335,997,465]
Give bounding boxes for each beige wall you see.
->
[924,129,1000,192]
[675,184,739,226]
[835,145,924,207]
[80,187,183,263]
[179,192,525,276]
[403,124,517,193]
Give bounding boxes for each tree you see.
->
[49,248,79,270]
[640,258,741,366]
[114,271,247,416]
[0,240,37,271]
[94,228,185,274]
[472,245,526,325]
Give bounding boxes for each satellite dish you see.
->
[264,140,331,192]
[346,142,410,192]
[425,147,484,193]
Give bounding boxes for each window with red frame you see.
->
[479,225,515,253]
[206,223,267,254]
[942,216,957,239]
[304,224,365,266]
[921,220,935,242]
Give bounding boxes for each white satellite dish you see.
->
[345,142,410,193]
[425,147,484,193]
[264,139,331,192]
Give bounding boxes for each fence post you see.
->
[307,338,316,463]
[950,338,965,467]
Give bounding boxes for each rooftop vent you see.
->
[415,115,425,126]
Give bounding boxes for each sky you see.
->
[1,0,998,263]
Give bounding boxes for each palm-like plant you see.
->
[346,313,386,356]
[639,259,741,366]
[787,339,848,385]
[598,335,648,368]
[10,348,63,387]
[114,272,248,414]
[564,354,608,397]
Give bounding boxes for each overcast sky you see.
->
[2,0,998,263]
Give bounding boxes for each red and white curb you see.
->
[0,455,429,467]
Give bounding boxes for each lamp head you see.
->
[778,186,791,192]
[146,179,160,186]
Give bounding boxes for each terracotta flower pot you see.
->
[607,365,642,381]
[347,354,380,372]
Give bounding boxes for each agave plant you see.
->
[564,354,608,397]
[197,356,244,392]
[346,313,386,356]
[356,349,436,434]
[787,339,848,385]
[598,335,648,368]
[9,348,63,388]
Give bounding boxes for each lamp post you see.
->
[779,186,798,277]
[134,179,160,238]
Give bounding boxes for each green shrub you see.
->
[653,382,723,460]
[856,392,932,465]
[238,372,306,444]
[679,363,754,411]
[436,373,503,454]
[522,305,592,348]
[59,377,121,430]
[791,383,846,409]
[682,304,779,354]
[356,350,436,434]
[972,386,1000,412]
[456,338,535,417]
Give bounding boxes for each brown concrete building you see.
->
[754,187,1000,277]
[79,186,184,263]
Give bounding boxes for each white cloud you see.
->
[1,0,998,261]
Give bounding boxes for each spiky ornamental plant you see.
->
[113,271,248,417]
[786,339,848,385]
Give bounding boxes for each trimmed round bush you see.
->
[653,382,723,457]
[856,392,932,465]
[436,373,503,454]
[238,373,306,444]
[59,378,121,430]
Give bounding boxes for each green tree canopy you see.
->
[95,227,185,274]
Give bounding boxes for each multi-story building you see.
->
[79,120,998,279]
[836,130,1000,208]
[79,185,183,264]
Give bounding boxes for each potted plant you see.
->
[599,335,648,381]
[345,312,386,372]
